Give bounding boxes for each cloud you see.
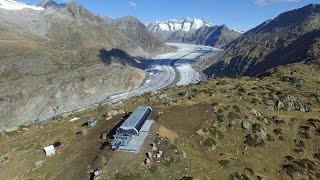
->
[128,1,137,9]
[253,0,301,6]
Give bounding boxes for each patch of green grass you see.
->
[209,128,225,139]
[218,160,231,167]
[217,114,224,122]
[232,105,241,113]
[245,134,265,147]
[204,138,217,147]
[164,158,174,167]
[16,143,35,151]
[228,112,240,120]
[212,102,219,106]
[274,128,283,135]
[114,172,142,180]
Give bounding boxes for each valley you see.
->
[100,43,219,104]
[0,1,319,180]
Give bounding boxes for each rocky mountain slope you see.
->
[203,4,320,77]
[0,0,171,132]
[148,18,242,47]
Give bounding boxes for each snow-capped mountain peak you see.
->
[147,17,213,32]
[0,0,44,10]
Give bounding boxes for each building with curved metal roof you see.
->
[111,106,152,151]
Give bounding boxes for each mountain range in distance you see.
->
[147,17,243,47]
[147,17,214,32]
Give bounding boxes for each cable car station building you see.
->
[111,106,153,152]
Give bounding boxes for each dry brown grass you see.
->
[0,62,319,179]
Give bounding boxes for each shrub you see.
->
[217,114,224,122]
[212,102,219,106]
[204,138,217,147]
[282,163,301,178]
[267,134,274,142]
[239,88,246,93]
[210,128,225,139]
[164,158,174,167]
[230,172,242,179]
[245,134,265,147]
[228,112,238,120]
[241,174,250,180]
[251,98,260,105]
[218,160,231,167]
[248,92,255,96]
[295,139,305,148]
[314,153,320,160]
[252,123,263,133]
[294,159,316,171]
[279,136,285,141]
[274,128,283,135]
[300,132,311,139]
[233,105,241,113]
[115,173,142,180]
[243,167,254,174]
[285,156,295,161]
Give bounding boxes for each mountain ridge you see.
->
[148,17,242,47]
[147,17,213,32]
[203,3,320,77]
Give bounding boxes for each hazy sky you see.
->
[20,0,319,31]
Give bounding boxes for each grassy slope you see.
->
[0,62,319,179]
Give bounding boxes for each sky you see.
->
[19,0,319,31]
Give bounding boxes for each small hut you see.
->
[43,145,55,157]
[88,118,97,127]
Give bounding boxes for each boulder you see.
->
[242,120,252,130]
[266,94,310,112]
[0,156,9,165]
[118,109,126,114]
[196,128,207,136]
[107,110,118,117]
[35,160,44,168]
[281,76,302,87]
[259,127,268,139]
[277,100,285,111]
[265,100,276,111]
[248,109,262,117]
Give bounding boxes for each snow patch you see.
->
[192,18,204,29]
[0,0,44,11]
[148,17,213,32]
[181,22,191,31]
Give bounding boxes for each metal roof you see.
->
[119,106,152,133]
[113,120,154,152]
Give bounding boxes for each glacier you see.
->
[0,0,44,10]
